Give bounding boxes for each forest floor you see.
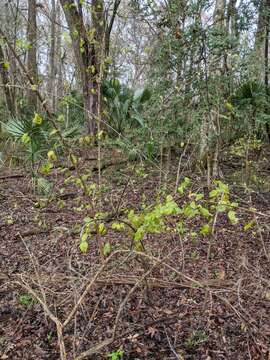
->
[0,148,270,360]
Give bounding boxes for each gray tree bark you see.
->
[27,0,38,110]
[0,44,16,117]
[60,0,119,134]
[47,0,57,112]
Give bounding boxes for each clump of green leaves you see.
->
[79,217,109,255]
[230,136,262,158]
[79,217,94,253]
[76,178,244,258]
[127,194,180,250]
[107,349,124,360]
[111,222,126,232]
[177,176,191,195]
[185,330,208,349]
[103,242,112,257]
[120,179,242,250]
[19,294,36,307]
[209,180,239,225]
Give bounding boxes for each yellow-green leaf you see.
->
[98,223,107,235]
[79,241,88,253]
[47,150,57,162]
[21,133,30,145]
[243,220,255,231]
[70,154,78,165]
[111,222,125,231]
[228,210,238,225]
[2,62,9,70]
[81,232,88,242]
[200,223,211,235]
[33,112,43,125]
[225,102,233,112]
[103,242,111,257]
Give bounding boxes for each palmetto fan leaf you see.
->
[102,79,151,133]
[3,117,33,139]
[133,88,151,104]
[36,176,52,196]
[3,117,50,143]
[2,116,52,165]
[62,125,82,138]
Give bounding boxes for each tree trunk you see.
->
[48,0,57,112]
[264,0,270,141]
[199,0,226,182]
[105,0,121,58]
[27,0,38,110]
[252,0,270,81]
[60,0,102,134]
[60,0,120,134]
[56,3,64,102]
[0,44,16,117]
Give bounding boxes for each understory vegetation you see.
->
[0,0,270,359]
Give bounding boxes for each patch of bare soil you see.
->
[0,155,270,359]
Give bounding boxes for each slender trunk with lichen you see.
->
[251,0,270,139]
[264,0,270,141]
[47,0,57,112]
[199,0,230,183]
[55,5,64,102]
[27,0,38,110]
[0,44,16,117]
[253,0,268,80]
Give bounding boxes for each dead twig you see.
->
[0,174,25,180]
[163,325,181,360]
